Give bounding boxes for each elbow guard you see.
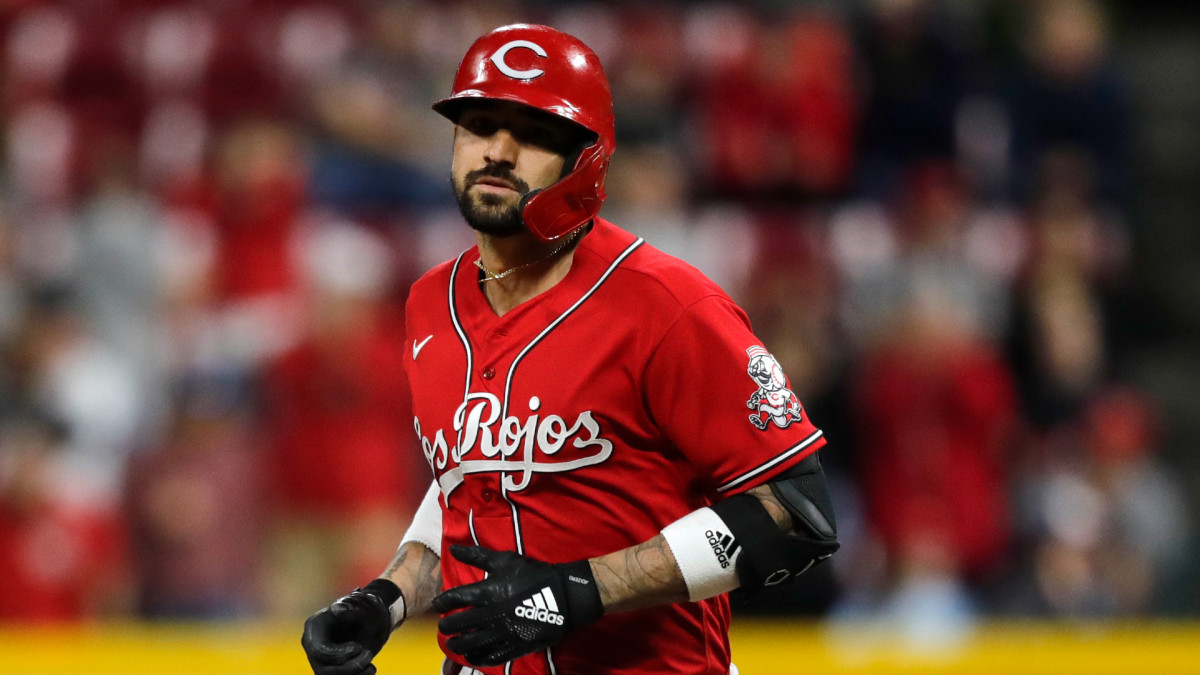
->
[710,452,839,590]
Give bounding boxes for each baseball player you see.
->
[301,24,839,675]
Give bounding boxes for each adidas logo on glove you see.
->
[514,587,565,625]
[706,530,741,569]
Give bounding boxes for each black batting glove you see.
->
[301,579,401,675]
[433,545,604,667]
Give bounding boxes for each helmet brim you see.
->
[433,93,600,147]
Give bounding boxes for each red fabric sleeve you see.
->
[643,295,826,497]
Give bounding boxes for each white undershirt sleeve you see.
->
[400,480,443,558]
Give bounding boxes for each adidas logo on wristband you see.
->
[514,587,565,625]
[706,530,741,569]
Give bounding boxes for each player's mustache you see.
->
[466,166,530,194]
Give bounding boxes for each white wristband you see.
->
[660,507,742,602]
[400,481,443,558]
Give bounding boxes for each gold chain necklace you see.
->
[475,226,584,282]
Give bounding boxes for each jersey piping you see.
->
[448,251,474,453]
[715,429,824,493]
[499,238,646,419]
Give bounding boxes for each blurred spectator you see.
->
[3,5,80,108]
[1007,148,1129,429]
[604,6,686,146]
[3,284,142,511]
[604,141,759,298]
[178,118,307,303]
[200,5,287,126]
[0,405,128,621]
[160,118,311,370]
[123,370,265,619]
[1008,385,1190,616]
[1006,0,1131,206]
[833,160,1017,354]
[259,219,420,618]
[740,211,843,416]
[840,273,1018,638]
[75,130,173,442]
[303,0,451,215]
[854,0,971,198]
[689,5,857,202]
[854,301,1017,577]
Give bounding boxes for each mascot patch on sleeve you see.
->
[745,345,803,430]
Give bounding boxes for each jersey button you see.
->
[482,367,495,380]
[481,488,495,502]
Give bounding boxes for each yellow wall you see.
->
[2,620,1198,675]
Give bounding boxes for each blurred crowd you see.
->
[0,0,1192,638]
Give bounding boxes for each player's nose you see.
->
[484,128,520,165]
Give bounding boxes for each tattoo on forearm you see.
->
[592,535,687,613]
[409,546,443,612]
[383,543,443,618]
[383,546,410,578]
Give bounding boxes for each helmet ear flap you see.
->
[520,142,610,242]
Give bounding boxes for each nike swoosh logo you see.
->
[412,335,433,360]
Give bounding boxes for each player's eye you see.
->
[462,115,499,137]
[515,124,564,151]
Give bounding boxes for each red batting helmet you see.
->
[433,24,615,242]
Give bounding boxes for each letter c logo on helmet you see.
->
[490,40,548,80]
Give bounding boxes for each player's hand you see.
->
[433,545,603,667]
[301,580,401,675]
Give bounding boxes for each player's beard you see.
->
[452,166,532,238]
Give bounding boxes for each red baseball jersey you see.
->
[403,218,826,674]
